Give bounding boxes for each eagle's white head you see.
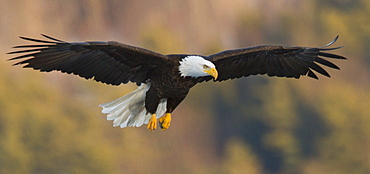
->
[179,56,218,79]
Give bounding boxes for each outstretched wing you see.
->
[8,34,169,85]
[201,36,346,82]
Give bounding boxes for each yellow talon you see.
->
[147,114,157,132]
[159,113,171,131]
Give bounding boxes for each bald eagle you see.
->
[8,35,346,131]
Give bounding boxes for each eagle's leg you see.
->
[159,113,171,130]
[147,114,157,132]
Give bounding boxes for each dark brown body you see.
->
[145,55,200,114]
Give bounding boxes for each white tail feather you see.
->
[99,83,167,128]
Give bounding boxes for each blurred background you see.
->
[0,0,369,173]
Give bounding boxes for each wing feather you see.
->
[8,34,169,85]
[266,56,275,76]
[271,56,284,77]
[314,57,340,69]
[281,56,300,78]
[317,52,346,59]
[255,54,267,75]
[286,55,307,75]
[309,62,330,77]
[307,69,318,79]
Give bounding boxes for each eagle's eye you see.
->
[203,64,210,69]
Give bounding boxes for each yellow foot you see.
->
[147,114,157,132]
[159,113,171,131]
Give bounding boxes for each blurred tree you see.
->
[0,64,117,173]
[222,137,262,174]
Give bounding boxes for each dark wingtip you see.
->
[317,52,347,60]
[19,36,29,40]
[320,35,339,48]
[40,34,65,42]
[18,35,57,44]
[317,36,345,52]
[307,69,319,80]
[319,46,344,51]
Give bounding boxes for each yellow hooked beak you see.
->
[204,68,218,80]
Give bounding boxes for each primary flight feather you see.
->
[8,35,346,131]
